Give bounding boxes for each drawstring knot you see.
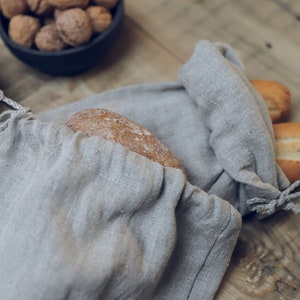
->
[246,180,300,215]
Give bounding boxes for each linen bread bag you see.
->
[1,39,299,300]
[0,91,241,299]
[39,40,300,217]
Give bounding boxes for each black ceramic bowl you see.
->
[0,1,124,76]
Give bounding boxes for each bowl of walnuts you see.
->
[0,0,124,76]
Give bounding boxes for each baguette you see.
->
[250,79,291,123]
[66,108,186,174]
[273,122,300,182]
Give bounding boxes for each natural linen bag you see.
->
[39,40,300,217]
[1,39,300,300]
[0,93,241,299]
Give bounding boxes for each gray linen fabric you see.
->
[2,39,300,300]
[0,106,241,300]
[38,40,300,217]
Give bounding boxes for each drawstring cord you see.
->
[0,90,32,131]
[246,180,300,216]
[0,89,29,112]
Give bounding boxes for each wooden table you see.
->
[1,0,300,299]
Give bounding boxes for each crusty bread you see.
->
[273,122,300,182]
[250,79,291,123]
[66,108,186,174]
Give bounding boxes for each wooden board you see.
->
[0,0,300,298]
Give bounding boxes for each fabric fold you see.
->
[151,184,241,299]
[0,110,241,300]
[178,40,299,216]
[37,40,300,217]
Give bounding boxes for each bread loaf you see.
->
[273,122,300,182]
[250,79,291,123]
[66,108,186,174]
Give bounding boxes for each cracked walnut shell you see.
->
[8,14,41,48]
[56,8,93,46]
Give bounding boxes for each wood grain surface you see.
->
[1,0,300,299]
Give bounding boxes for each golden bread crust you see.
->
[251,79,291,123]
[66,108,186,174]
[273,122,300,182]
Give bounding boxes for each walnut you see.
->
[53,8,64,19]
[0,0,28,19]
[35,24,66,51]
[8,14,41,48]
[86,6,112,33]
[56,8,92,46]
[91,0,118,9]
[27,0,53,16]
[47,0,89,9]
